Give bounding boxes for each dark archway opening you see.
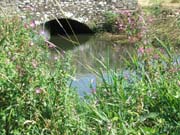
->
[43,18,94,51]
[45,18,94,36]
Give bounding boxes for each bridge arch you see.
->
[44,18,94,36]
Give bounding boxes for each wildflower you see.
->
[35,88,42,94]
[147,16,154,23]
[128,17,131,23]
[138,47,145,55]
[138,16,144,23]
[39,30,46,36]
[153,54,159,60]
[39,30,50,40]
[145,48,153,54]
[29,20,36,28]
[24,23,29,29]
[118,23,124,31]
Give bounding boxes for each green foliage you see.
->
[147,3,173,17]
[0,17,80,134]
[0,16,180,134]
[76,42,180,134]
[102,12,118,33]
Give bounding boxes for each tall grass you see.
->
[0,14,180,135]
[0,16,80,134]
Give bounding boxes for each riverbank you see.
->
[0,13,180,134]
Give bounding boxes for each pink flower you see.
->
[153,54,159,59]
[145,48,153,54]
[35,88,42,94]
[147,16,154,23]
[29,20,36,28]
[128,17,131,23]
[138,16,144,23]
[138,47,145,54]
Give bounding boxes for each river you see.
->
[48,33,136,96]
[48,33,180,96]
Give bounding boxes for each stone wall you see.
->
[0,0,137,25]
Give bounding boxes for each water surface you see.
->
[49,34,136,95]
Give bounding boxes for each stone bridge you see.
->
[1,0,137,36]
[1,0,137,24]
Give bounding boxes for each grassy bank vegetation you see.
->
[0,6,180,135]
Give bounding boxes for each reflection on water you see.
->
[49,33,136,95]
[70,74,96,96]
[50,34,92,51]
[50,34,136,73]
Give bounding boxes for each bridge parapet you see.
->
[0,0,137,25]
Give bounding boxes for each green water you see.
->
[50,34,136,74]
[48,33,136,95]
